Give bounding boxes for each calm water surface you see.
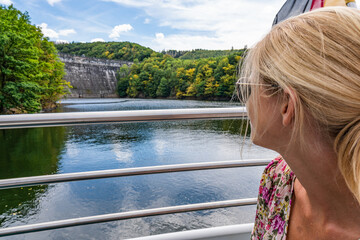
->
[0,98,277,239]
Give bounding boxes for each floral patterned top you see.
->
[251,156,296,240]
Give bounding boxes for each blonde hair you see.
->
[239,7,360,203]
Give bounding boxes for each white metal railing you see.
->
[0,107,246,129]
[0,107,263,238]
[0,199,257,237]
[129,223,254,240]
[0,159,269,190]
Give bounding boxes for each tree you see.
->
[38,38,70,110]
[0,5,70,113]
[55,41,155,62]
[117,65,130,97]
[156,77,171,97]
[114,48,244,100]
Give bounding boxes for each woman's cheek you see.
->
[250,121,256,142]
[246,106,257,143]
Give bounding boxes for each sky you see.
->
[1,0,290,51]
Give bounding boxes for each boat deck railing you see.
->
[0,107,269,238]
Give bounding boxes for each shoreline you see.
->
[63,95,237,102]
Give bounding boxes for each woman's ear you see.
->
[281,88,296,127]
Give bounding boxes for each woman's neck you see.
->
[279,130,360,234]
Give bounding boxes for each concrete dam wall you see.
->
[59,53,132,98]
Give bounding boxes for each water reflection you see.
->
[0,127,65,227]
[0,99,277,239]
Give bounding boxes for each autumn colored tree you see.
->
[117,49,243,100]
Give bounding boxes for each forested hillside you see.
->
[117,52,243,100]
[55,42,155,62]
[162,49,246,60]
[56,42,245,101]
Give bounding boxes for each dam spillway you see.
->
[58,53,132,98]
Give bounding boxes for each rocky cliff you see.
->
[59,53,132,98]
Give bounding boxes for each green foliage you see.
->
[161,49,189,58]
[161,49,245,60]
[117,52,244,100]
[1,81,42,113]
[156,77,171,97]
[55,41,155,62]
[0,5,70,114]
[55,41,245,100]
[117,64,130,97]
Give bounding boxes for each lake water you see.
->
[0,98,277,239]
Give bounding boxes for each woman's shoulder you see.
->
[258,156,295,207]
[251,156,296,240]
[261,156,294,187]
[265,156,291,175]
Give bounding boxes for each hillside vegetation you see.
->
[0,5,70,114]
[117,52,243,100]
[162,49,246,60]
[55,42,155,62]
[56,41,246,101]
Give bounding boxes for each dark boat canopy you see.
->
[273,0,357,25]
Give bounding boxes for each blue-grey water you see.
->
[0,98,277,239]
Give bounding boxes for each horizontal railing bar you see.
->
[0,107,246,129]
[128,223,254,240]
[0,159,270,190]
[0,198,256,237]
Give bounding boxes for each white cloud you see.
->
[103,0,152,8]
[38,23,76,39]
[104,0,285,50]
[55,39,69,44]
[91,38,105,42]
[47,0,62,6]
[155,33,164,40]
[59,29,76,36]
[152,34,225,51]
[39,23,59,38]
[65,142,79,157]
[144,18,151,24]
[0,0,12,5]
[112,143,133,164]
[109,24,133,39]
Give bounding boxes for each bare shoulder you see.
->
[287,179,360,240]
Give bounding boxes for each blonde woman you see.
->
[238,7,360,239]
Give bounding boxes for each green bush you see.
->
[0,5,70,113]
